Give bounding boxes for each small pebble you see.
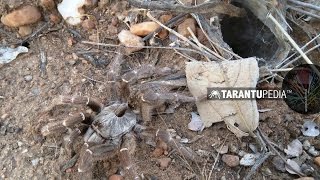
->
[49,13,61,24]
[238,150,247,157]
[221,154,240,167]
[17,141,23,147]
[314,156,320,167]
[24,75,33,82]
[261,167,272,176]
[0,126,6,135]
[220,176,227,180]
[240,153,257,166]
[40,0,56,11]
[151,148,164,157]
[130,21,160,36]
[157,157,171,169]
[216,145,228,154]
[229,144,239,154]
[284,114,294,122]
[111,16,119,26]
[18,26,32,37]
[272,156,286,172]
[82,19,96,31]
[308,146,319,156]
[118,30,145,54]
[301,163,314,176]
[303,140,311,150]
[294,178,315,180]
[109,174,123,180]
[1,6,42,27]
[31,158,40,166]
[1,114,9,120]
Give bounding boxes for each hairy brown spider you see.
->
[40,50,198,178]
[41,97,140,178]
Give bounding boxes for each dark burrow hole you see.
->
[21,41,30,48]
[221,3,279,60]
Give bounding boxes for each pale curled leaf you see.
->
[186,58,259,137]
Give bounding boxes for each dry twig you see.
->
[288,0,320,11]
[128,0,245,17]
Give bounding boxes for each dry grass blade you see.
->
[288,5,320,19]
[267,13,314,65]
[146,12,227,61]
[276,33,320,69]
[81,41,206,57]
[288,0,320,11]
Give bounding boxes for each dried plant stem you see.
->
[257,127,305,177]
[276,33,320,69]
[146,12,226,61]
[243,151,272,180]
[267,13,314,65]
[81,41,205,57]
[208,133,229,180]
[288,0,320,11]
[288,5,320,19]
[142,13,187,42]
[281,44,320,68]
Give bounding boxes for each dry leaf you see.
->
[186,58,259,137]
[285,159,303,175]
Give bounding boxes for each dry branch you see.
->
[128,0,245,17]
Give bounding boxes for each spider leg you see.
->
[119,132,140,180]
[140,91,195,122]
[78,143,119,172]
[41,112,91,136]
[156,130,203,163]
[122,64,174,84]
[64,124,89,156]
[61,96,103,112]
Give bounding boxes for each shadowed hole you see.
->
[221,2,278,60]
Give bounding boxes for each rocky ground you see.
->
[0,0,320,180]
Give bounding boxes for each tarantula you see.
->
[41,50,198,177]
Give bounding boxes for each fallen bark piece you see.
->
[130,22,160,37]
[1,6,41,27]
[118,30,145,55]
[186,58,259,137]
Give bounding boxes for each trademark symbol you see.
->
[287,90,292,93]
